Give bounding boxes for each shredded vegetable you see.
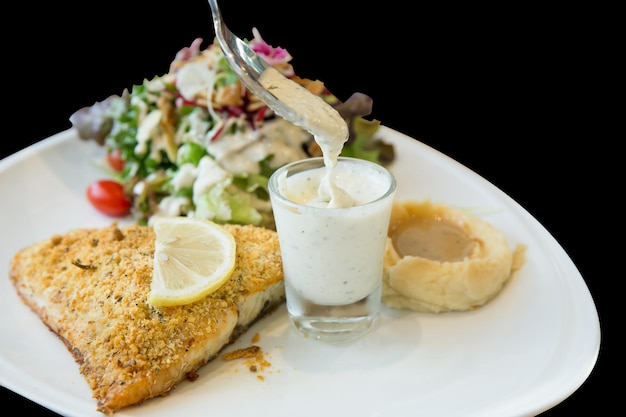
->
[70,29,394,228]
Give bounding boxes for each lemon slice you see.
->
[148,216,236,307]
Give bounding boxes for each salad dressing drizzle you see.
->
[259,67,352,208]
[70,34,393,227]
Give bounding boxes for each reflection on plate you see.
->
[0,128,600,417]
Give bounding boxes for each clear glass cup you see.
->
[268,157,397,342]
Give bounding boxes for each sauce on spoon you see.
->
[259,67,352,207]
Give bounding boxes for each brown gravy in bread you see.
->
[390,217,477,262]
[384,200,526,313]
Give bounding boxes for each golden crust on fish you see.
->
[9,222,284,415]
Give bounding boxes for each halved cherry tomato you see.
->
[86,179,132,217]
[106,148,125,172]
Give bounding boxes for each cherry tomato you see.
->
[86,179,132,217]
[106,148,125,172]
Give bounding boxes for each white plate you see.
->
[0,127,600,417]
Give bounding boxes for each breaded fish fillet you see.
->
[9,222,284,415]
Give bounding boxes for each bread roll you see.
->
[383,200,526,313]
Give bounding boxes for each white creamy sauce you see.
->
[207,117,310,175]
[154,157,233,218]
[272,161,393,305]
[206,117,260,162]
[259,67,348,157]
[182,109,212,144]
[262,66,394,305]
[253,119,311,168]
[278,165,386,207]
[259,67,351,207]
[192,156,230,196]
[170,163,197,190]
[157,195,191,217]
[176,56,216,101]
[135,109,163,159]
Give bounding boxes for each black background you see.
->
[3,1,612,415]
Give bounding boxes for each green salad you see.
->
[70,29,394,228]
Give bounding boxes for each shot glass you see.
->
[268,157,397,342]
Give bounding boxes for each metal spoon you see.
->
[207,0,349,160]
